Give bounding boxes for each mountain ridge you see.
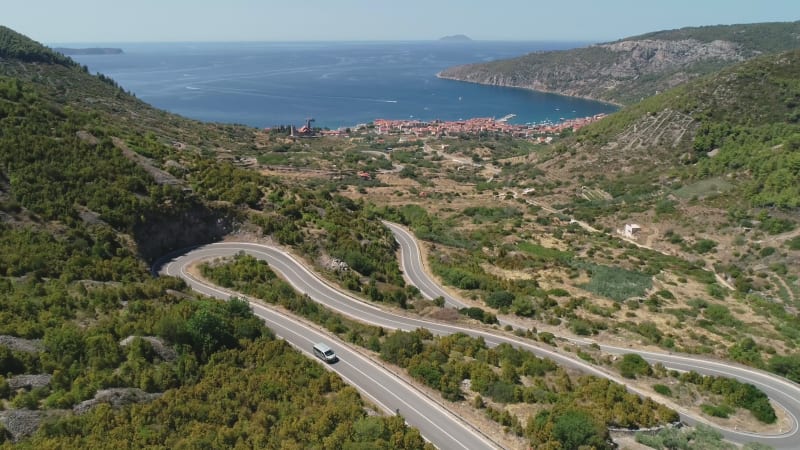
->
[439,21,800,105]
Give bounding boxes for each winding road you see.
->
[156,223,800,449]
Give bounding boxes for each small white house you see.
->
[623,224,642,238]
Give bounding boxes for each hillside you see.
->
[276,47,800,400]
[439,21,800,105]
[1,24,797,449]
[454,49,800,370]
[0,26,430,448]
[569,49,800,206]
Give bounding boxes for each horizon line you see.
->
[47,38,603,46]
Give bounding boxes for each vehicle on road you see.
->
[313,342,338,363]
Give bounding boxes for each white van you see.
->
[313,342,338,363]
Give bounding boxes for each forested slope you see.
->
[0,26,430,448]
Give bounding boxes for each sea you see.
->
[64,41,618,129]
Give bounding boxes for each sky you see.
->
[5,0,800,44]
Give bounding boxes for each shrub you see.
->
[693,239,718,254]
[459,307,498,324]
[569,319,594,336]
[552,410,607,450]
[618,353,653,379]
[768,353,800,383]
[655,289,675,300]
[703,304,742,328]
[748,397,777,424]
[701,403,734,418]
[653,384,672,396]
[486,380,517,403]
[759,246,776,258]
[538,332,556,345]
[486,290,514,308]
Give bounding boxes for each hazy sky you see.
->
[6,0,800,43]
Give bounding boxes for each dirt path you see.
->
[774,275,797,304]
[757,226,800,246]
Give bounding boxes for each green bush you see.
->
[486,380,517,403]
[693,239,718,254]
[653,384,672,396]
[486,290,514,308]
[768,353,800,382]
[618,353,653,379]
[701,403,734,418]
[459,307,498,324]
[759,246,776,258]
[552,410,609,450]
[569,319,594,336]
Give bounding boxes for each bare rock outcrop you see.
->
[0,410,42,442]
[73,388,161,415]
[119,335,177,361]
[7,374,52,390]
[319,254,349,273]
[440,38,746,105]
[0,336,42,354]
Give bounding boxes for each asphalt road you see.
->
[156,228,800,449]
[158,246,500,450]
[384,222,800,449]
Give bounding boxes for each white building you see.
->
[623,224,642,238]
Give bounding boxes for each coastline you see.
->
[435,71,624,108]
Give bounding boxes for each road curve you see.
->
[385,222,800,449]
[156,247,500,450]
[157,235,800,449]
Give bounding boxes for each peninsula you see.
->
[439,21,800,105]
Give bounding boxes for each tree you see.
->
[486,290,514,308]
[552,409,609,450]
[380,330,423,366]
[186,303,236,360]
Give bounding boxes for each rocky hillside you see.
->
[522,48,800,212]
[439,21,800,105]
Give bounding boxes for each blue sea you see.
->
[65,41,617,129]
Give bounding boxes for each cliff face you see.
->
[439,21,800,105]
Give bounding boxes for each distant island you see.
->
[53,47,123,55]
[439,34,472,42]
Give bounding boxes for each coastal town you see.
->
[308,113,608,142]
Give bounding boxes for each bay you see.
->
[66,41,618,129]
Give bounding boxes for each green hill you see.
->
[439,21,800,105]
[0,26,429,448]
[507,49,800,323]
[576,49,800,207]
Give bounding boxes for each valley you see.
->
[1,20,799,450]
